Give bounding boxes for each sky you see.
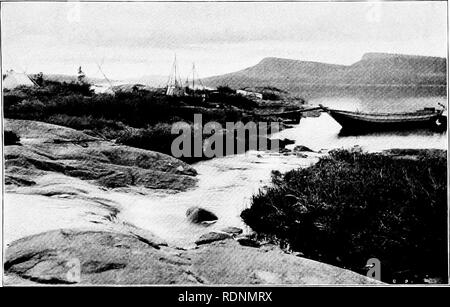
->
[1,1,447,80]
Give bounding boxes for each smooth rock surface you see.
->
[5,229,383,285]
[195,232,232,245]
[4,119,197,191]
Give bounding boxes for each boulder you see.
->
[195,232,232,245]
[189,239,383,285]
[236,236,261,248]
[296,153,308,158]
[186,207,218,224]
[220,227,243,235]
[293,145,314,152]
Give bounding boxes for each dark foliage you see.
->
[217,85,235,95]
[262,92,280,100]
[30,72,44,86]
[209,92,258,110]
[3,80,259,126]
[3,80,266,160]
[116,124,175,156]
[241,148,448,284]
[4,130,20,145]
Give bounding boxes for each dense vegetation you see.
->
[241,148,448,284]
[4,130,20,146]
[3,80,280,161]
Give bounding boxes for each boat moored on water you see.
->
[319,104,447,133]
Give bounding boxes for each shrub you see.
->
[46,114,126,139]
[116,124,175,156]
[217,85,235,95]
[4,130,20,145]
[3,79,276,160]
[209,92,258,110]
[241,148,448,283]
[4,79,261,126]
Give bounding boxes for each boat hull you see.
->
[325,109,446,133]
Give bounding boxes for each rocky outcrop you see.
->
[195,232,232,245]
[2,119,386,285]
[293,145,314,153]
[221,227,243,235]
[4,229,382,285]
[236,236,261,248]
[4,230,195,285]
[4,119,197,191]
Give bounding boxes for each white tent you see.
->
[186,83,215,91]
[3,70,36,90]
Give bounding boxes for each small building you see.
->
[186,84,215,92]
[90,83,115,95]
[3,70,37,90]
[236,89,263,100]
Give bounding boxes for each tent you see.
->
[3,70,36,90]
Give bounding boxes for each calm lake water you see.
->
[121,95,447,247]
[301,95,447,151]
[311,95,447,113]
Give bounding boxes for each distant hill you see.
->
[202,53,446,96]
[336,53,446,85]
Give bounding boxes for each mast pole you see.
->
[174,54,177,87]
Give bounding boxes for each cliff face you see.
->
[203,53,446,91]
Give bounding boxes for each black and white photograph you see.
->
[0,0,448,290]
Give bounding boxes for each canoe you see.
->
[319,104,447,132]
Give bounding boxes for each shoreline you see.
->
[3,118,445,285]
[4,156,380,285]
[3,118,381,285]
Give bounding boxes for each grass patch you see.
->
[241,148,448,284]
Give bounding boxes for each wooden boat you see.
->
[319,104,447,132]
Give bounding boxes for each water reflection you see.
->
[337,128,444,137]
